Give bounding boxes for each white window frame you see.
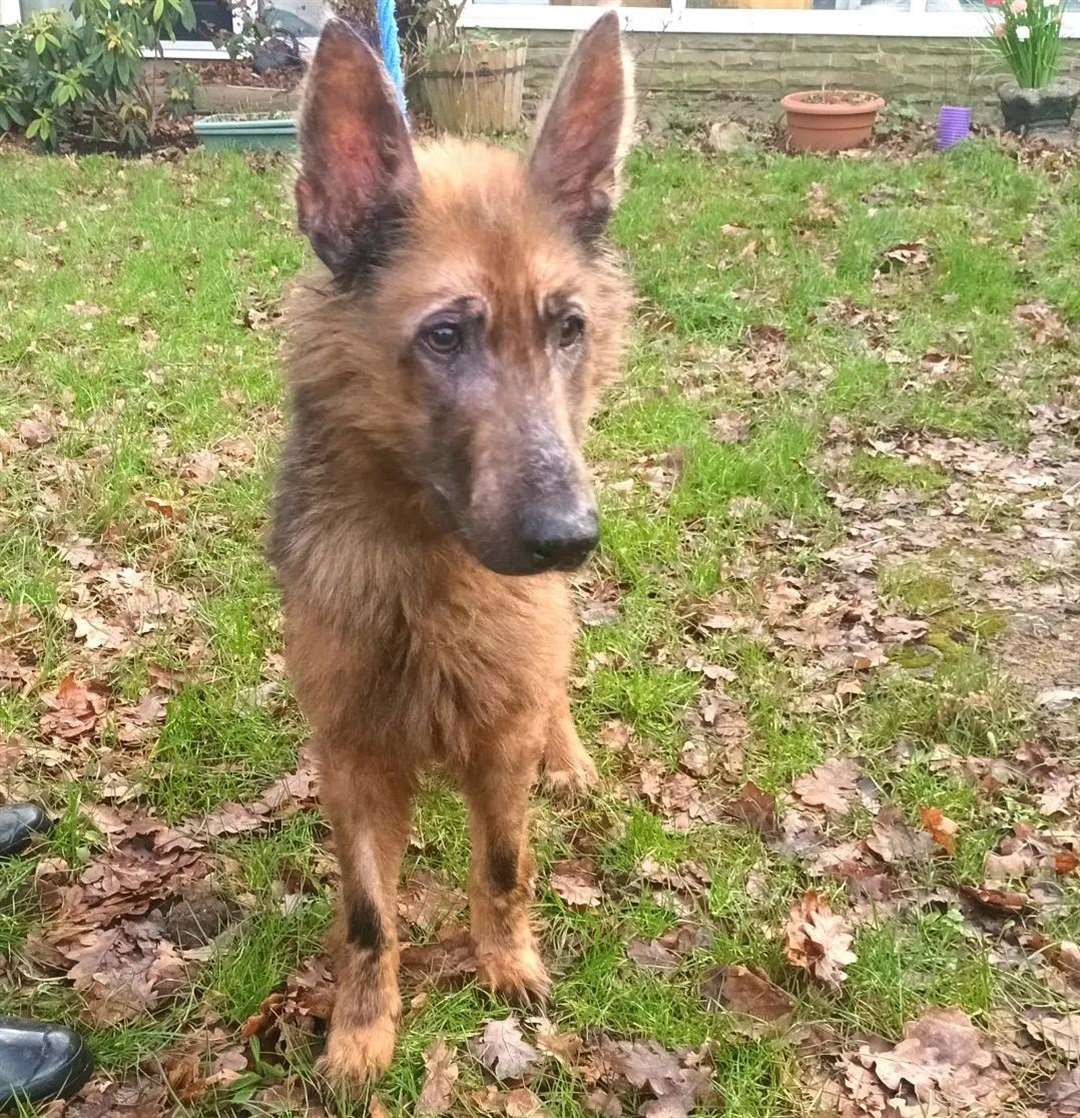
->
[5,0,1078,53]
[458,0,1080,38]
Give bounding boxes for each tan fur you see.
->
[272,19,633,1086]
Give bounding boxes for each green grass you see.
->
[0,139,1077,1116]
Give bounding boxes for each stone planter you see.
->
[781,89,886,153]
[194,113,297,151]
[998,79,1080,137]
[420,41,527,134]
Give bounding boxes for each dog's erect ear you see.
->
[528,10,634,245]
[296,19,417,282]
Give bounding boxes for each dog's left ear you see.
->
[296,19,418,282]
[528,10,634,245]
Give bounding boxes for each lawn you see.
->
[0,138,1078,1118]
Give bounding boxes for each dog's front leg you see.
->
[542,692,598,799]
[319,751,414,1086]
[460,717,550,1002]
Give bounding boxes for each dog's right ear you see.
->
[296,19,417,282]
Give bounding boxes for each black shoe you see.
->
[0,1017,93,1108]
[0,804,52,857]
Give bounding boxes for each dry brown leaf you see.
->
[1046,1065,1080,1117]
[253,1078,330,1116]
[400,868,466,934]
[866,807,933,864]
[577,579,623,627]
[163,1052,204,1103]
[66,924,188,1024]
[711,411,750,444]
[181,450,221,486]
[627,925,711,974]
[61,1078,168,1117]
[145,496,185,521]
[549,858,603,909]
[701,964,795,1031]
[471,1017,540,1082]
[724,782,777,835]
[240,954,335,1050]
[1025,1012,1080,1060]
[585,1088,623,1117]
[783,890,857,988]
[596,1038,714,1118]
[920,807,959,856]
[1055,850,1079,875]
[15,416,56,447]
[679,740,715,778]
[31,814,214,1022]
[63,608,128,653]
[417,1039,459,1115]
[501,1087,547,1117]
[399,927,477,986]
[39,674,108,744]
[984,847,1036,880]
[1015,301,1069,347]
[958,884,1033,916]
[875,616,929,644]
[793,758,861,814]
[56,538,99,569]
[878,241,929,272]
[534,1021,581,1066]
[863,1007,1013,1112]
[185,755,319,840]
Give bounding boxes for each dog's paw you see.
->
[477,943,551,1006]
[541,749,598,800]
[319,1016,397,1087]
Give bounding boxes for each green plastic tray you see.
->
[194,114,298,152]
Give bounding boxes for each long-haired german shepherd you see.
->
[270,11,634,1083]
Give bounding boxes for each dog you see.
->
[269,11,634,1083]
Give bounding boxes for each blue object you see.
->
[376,0,406,113]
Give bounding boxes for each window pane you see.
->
[20,0,71,16]
[265,0,323,35]
[925,0,989,9]
[686,0,912,9]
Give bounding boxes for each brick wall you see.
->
[499,29,1080,107]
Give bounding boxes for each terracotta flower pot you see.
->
[998,79,1080,137]
[781,90,886,153]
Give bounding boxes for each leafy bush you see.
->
[0,0,195,151]
[163,62,197,117]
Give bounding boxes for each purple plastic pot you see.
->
[937,105,972,150]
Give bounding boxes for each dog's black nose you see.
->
[521,507,599,571]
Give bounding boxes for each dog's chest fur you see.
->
[272,431,573,763]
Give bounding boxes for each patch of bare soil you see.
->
[189,60,302,90]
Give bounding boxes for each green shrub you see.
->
[0,0,195,151]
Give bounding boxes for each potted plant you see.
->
[416,0,526,134]
[986,0,1078,136]
[780,90,887,153]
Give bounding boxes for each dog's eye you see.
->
[424,323,463,355]
[558,314,585,348]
